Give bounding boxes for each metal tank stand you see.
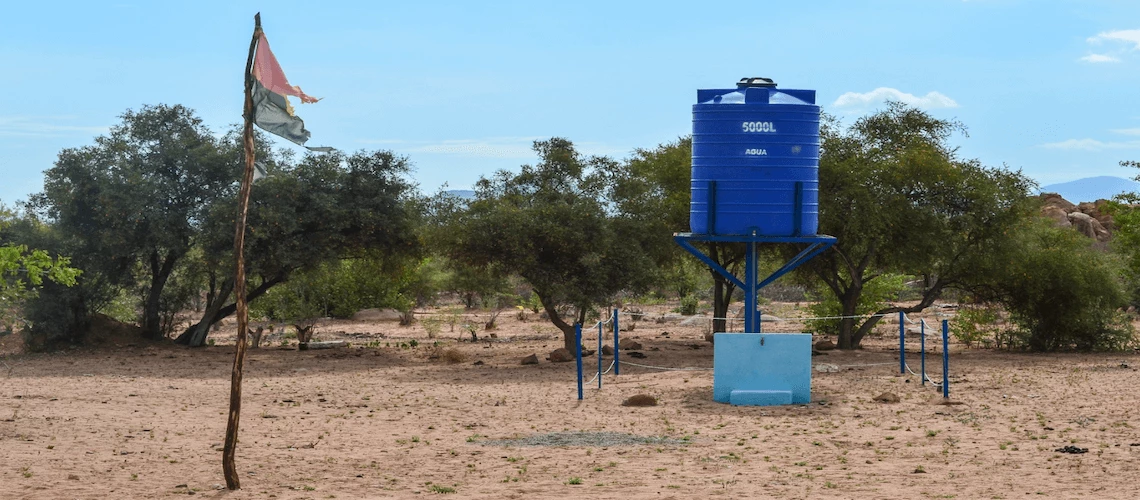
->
[673,232,836,333]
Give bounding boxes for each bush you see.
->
[677,295,698,316]
[992,223,1134,351]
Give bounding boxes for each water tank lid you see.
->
[737,77,776,88]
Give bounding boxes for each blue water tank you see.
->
[690,77,820,236]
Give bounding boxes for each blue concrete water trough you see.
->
[713,333,812,406]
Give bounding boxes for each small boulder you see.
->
[601,345,615,356]
[351,308,403,322]
[873,392,900,403]
[547,348,574,363]
[621,394,657,407]
[619,338,643,350]
[813,339,836,351]
[520,354,539,365]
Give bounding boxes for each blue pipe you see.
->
[920,319,926,386]
[612,308,619,375]
[942,320,949,398]
[575,323,583,400]
[597,321,603,390]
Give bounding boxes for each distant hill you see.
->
[1040,176,1140,203]
[444,189,475,200]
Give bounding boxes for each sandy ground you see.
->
[1,303,1139,499]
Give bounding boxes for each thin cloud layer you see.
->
[1087,29,1140,49]
[1080,29,1140,63]
[1040,138,1140,151]
[0,116,107,138]
[1080,54,1120,63]
[832,87,959,110]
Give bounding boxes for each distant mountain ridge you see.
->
[1040,176,1140,203]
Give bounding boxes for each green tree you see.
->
[29,105,233,340]
[979,219,1132,351]
[800,103,1036,349]
[176,149,418,346]
[442,138,656,351]
[608,137,745,335]
[0,207,81,337]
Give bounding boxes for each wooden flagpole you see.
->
[223,11,262,491]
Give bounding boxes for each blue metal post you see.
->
[942,320,950,398]
[612,308,619,375]
[744,239,758,333]
[597,321,603,389]
[898,311,905,374]
[575,324,583,400]
[920,319,926,386]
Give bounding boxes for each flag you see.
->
[250,32,331,151]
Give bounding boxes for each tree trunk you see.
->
[174,273,285,346]
[537,292,578,352]
[142,250,180,340]
[836,286,861,350]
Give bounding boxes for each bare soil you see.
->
[1,303,1138,499]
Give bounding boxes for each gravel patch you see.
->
[478,431,688,448]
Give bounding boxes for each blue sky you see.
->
[2,0,1139,204]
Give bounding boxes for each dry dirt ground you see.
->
[1,303,1139,499]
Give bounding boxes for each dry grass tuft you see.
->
[430,346,468,364]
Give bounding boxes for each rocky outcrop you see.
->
[1040,194,1114,243]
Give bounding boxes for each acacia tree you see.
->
[608,137,744,335]
[175,149,419,346]
[442,138,656,351]
[799,103,1035,349]
[30,105,233,340]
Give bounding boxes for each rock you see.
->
[68,475,80,481]
[547,348,574,363]
[627,351,647,359]
[619,339,643,350]
[1040,193,1076,213]
[1067,212,1111,242]
[473,360,484,366]
[1041,205,1071,228]
[520,354,539,365]
[814,363,839,373]
[873,392,900,403]
[1054,445,1088,454]
[760,314,782,323]
[679,315,706,326]
[351,308,403,322]
[601,345,614,356]
[813,339,836,351]
[621,394,657,407]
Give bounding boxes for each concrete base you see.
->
[713,333,811,406]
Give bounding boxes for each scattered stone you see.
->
[814,363,839,373]
[619,339,643,350]
[1055,446,1088,454]
[175,484,188,489]
[68,475,80,481]
[520,354,539,365]
[601,345,614,356]
[473,360,484,366]
[622,394,658,407]
[873,392,900,403]
[813,339,836,351]
[350,308,403,322]
[547,348,574,363]
[627,351,647,359]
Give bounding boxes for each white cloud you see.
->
[1111,128,1140,136]
[1040,138,1140,151]
[0,116,107,137]
[1080,53,1120,63]
[832,87,959,110]
[1087,29,1140,50]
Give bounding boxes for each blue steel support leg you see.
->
[612,309,619,375]
[942,320,950,398]
[745,240,758,333]
[899,312,906,374]
[576,324,583,400]
[597,322,603,390]
[920,320,926,386]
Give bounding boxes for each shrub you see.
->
[806,274,908,337]
[677,295,698,316]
